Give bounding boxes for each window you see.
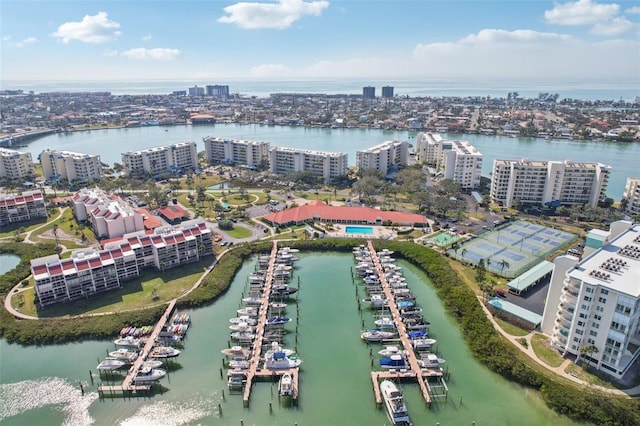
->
[596,305,604,312]
[585,287,594,293]
[589,330,598,337]
[594,314,602,321]
[577,321,584,327]
[592,323,600,329]
[588,338,596,345]
[598,297,607,304]
[584,296,592,302]
[576,329,584,335]
[579,313,587,319]
[601,289,609,295]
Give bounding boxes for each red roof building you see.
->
[158,205,188,224]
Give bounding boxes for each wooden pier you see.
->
[367,241,446,406]
[98,299,177,396]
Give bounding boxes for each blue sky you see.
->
[1,0,639,82]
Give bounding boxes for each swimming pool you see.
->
[345,226,374,235]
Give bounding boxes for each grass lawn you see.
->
[0,215,50,238]
[27,260,211,317]
[495,317,530,337]
[531,333,564,367]
[565,363,617,389]
[226,225,252,239]
[223,193,254,206]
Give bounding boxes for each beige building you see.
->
[0,148,34,179]
[39,149,102,182]
[622,178,640,217]
[356,140,409,174]
[0,190,47,227]
[269,147,348,183]
[491,158,610,208]
[122,141,198,176]
[203,137,269,168]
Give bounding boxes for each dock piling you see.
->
[218,404,222,416]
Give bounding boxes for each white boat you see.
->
[133,367,166,383]
[374,317,396,329]
[242,297,263,306]
[360,329,396,342]
[221,345,251,358]
[228,370,247,389]
[264,351,302,370]
[264,341,295,358]
[229,323,255,332]
[108,348,138,363]
[279,372,293,397]
[142,360,164,369]
[149,346,181,358]
[230,331,256,341]
[228,357,251,370]
[378,345,410,357]
[419,353,446,368]
[412,338,437,350]
[97,358,126,371]
[229,316,257,326]
[380,380,411,425]
[362,294,387,308]
[237,307,259,317]
[113,336,143,349]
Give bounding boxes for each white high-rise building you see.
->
[356,140,409,174]
[622,178,640,217]
[269,147,347,183]
[0,148,34,179]
[0,190,47,226]
[491,159,611,208]
[39,149,102,182]
[203,137,269,168]
[122,141,198,176]
[415,132,445,165]
[542,221,640,378]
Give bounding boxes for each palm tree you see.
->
[498,259,510,273]
[461,247,468,261]
[579,345,599,369]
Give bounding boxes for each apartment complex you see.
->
[491,159,611,208]
[31,220,213,307]
[542,221,640,378]
[363,86,376,100]
[415,132,483,190]
[72,187,145,239]
[622,178,640,217]
[39,149,102,182]
[269,147,347,183]
[122,141,198,177]
[205,85,229,97]
[203,137,269,168]
[381,86,394,99]
[0,190,47,227]
[0,148,34,179]
[356,140,409,174]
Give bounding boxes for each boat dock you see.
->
[98,299,177,396]
[239,241,300,405]
[366,241,446,407]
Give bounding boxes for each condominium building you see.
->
[356,140,409,174]
[363,86,376,100]
[72,187,145,239]
[39,149,102,182]
[205,85,229,97]
[622,178,640,217]
[490,159,611,208]
[415,132,482,190]
[188,85,205,96]
[31,220,213,306]
[203,137,269,168]
[0,190,47,227]
[0,148,34,179]
[381,86,394,99]
[269,147,348,183]
[121,141,198,176]
[541,221,640,378]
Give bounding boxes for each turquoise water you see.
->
[345,226,374,235]
[0,254,20,274]
[0,252,580,425]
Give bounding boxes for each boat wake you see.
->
[120,399,212,426]
[0,377,98,425]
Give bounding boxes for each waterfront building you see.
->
[381,86,394,99]
[205,84,229,98]
[31,220,213,306]
[203,137,269,168]
[541,221,640,378]
[622,178,640,217]
[356,140,409,174]
[269,147,347,183]
[363,86,376,100]
[415,132,482,190]
[188,85,204,96]
[38,149,102,182]
[0,148,34,179]
[72,187,145,239]
[0,190,46,227]
[121,141,198,177]
[491,159,611,208]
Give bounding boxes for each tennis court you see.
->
[449,220,576,278]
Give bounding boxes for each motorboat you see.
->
[133,367,166,383]
[229,316,257,326]
[242,296,263,306]
[378,345,410,357]
[271,285,297,295]
[228,370,247,389]
[412,338,437,351]
[279,372,294,397]
[264,351,302,370]
[264,341,295,358]
[237,307,259,317]
[374,317,397,329]
[407,330,428,339]
[360,329,396,342]
[230,331,256,341]
[229,323,256,332]
[380,354,409,370]
[141,360,164,369]
[221,345,251,358]
[266,316,291,326]
[108,349,139,363]
[113,336,143,349]
[362,294,387,308]
[228,357,251,370]
[97,358,126,371]
[397,300,415,309]
[419,353,446,369]
[149,346,181,358]
[380,379,411,425]
[269,302,287,312]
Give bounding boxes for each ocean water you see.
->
[2,78,638,101]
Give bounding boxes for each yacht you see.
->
[107,348,138,363]
[380,380,411,425]
[113,336,143,349]
[141,360,164,369]
[97,358,126,371]
[264,351,302,370]
[133,367,166,383]
[228,370,247,389]
[360,329,396,342]
[362,294,387,308]
[279,372,294,397]
[419,353,446,369]
[221,345,251,358]
[149,346,181,359]
[380,354,409,370]
[378,345,410,357]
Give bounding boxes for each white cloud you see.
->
[52,12,121,43]
[544,0,619,26]
[218,0,329,29]
[249,64,292,77]
[591,16,637,35]
[2,36,11,42]
[121,48,181,61]
[103,48,119,57]
[625,6,640,14]
[2,36,38,48]
[142,33,153,42]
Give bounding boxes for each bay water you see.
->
[23,124,639,198]
[0,252,579,425]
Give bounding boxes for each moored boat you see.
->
[380,354,409,369]
[108,348,138,363]
[378,345,410,357]
[149,346,181,359]
[264,351,302,370]
[279,372,293,397]
[419,353,446,369]
[114,336,143,349]
[380,379,411,425]
[360,328,396,342]
[221,345,251,358]
[97,358,126,371]
[133,367,166,383]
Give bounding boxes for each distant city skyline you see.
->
[1,0,639,83]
